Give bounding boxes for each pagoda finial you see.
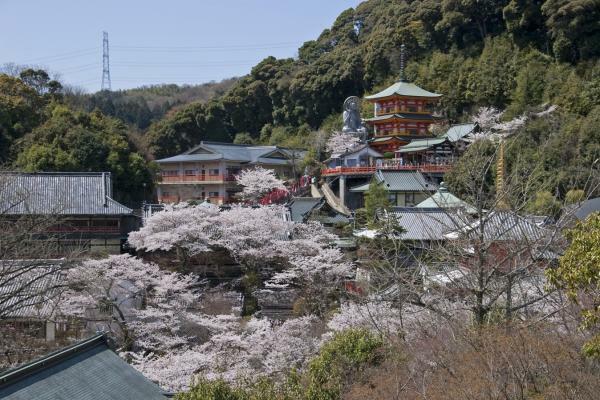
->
[399,44,406,82]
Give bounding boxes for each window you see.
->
[209,169,220,176]
[208,191,219,198]
[346,159,357,167]
[387,194,397,205]
[91,219,119,227]
[162,191,171,197]
[162,170,179,177]
[405,193,415,206]
[184,169,195,176]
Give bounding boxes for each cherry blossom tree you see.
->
[235,166,287,203]
[326,131,361,156]
[59,254,198,351]
[132,315,321,391]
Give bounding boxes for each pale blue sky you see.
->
[0,0,362,92]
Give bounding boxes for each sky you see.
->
[0,0,363,92]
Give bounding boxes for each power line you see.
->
[111,41,299,50]
[101,31,111,91]
[19,48,99,64]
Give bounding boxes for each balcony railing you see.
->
[158,195,226,204]
[322,163,452,176]
[160,174,237,183]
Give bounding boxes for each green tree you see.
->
[364,179,390,227]
[547,213,600,357]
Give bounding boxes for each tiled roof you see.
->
[378,170,437,192]
[416,183,477,213]
[155,141,305,165]
[573,197,600,220]
[350,170,437,192]
[364,113,438,122]
[0,334,168,399]
[0,260,65,319]
[365,81,442,100]
[395,137,447,153]
[288,197,323,222]
[448,211,548,241]
[442,123,476,142]
[0,172,132,216]
[387,207,463,241]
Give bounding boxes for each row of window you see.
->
[163,169,221,177]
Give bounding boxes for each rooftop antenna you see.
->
[399,43,406,82]
[101,31,111,91]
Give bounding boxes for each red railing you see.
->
[160,174,236,183]
[321,163,452,176]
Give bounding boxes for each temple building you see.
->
[364,80,443,153]
[155,141,304,204]
[0,172,138,255]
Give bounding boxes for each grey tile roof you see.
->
[573,197,600,220]
[0,334,168,399]
[416,183,477,213]
[350,170,436,193]
[288,197,323,222]
[442,123,476,142]
[455,211,548,241]
[378,170,437,192]
[0,260,65,319]
[395,137,447,153]
[155,141,305,165]
[388,207,464,241]
[0,172,132,216]
[365,81,442,100]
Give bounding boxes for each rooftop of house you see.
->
[0,334,169,399]
[442,123,477,142]
[288,197,323,222]
[388,207,464,241]
[365,81,443,100]
[572,197,600,221]
[349,170,437,193]
[354,207,463,241]
[155,141,306,165]
[0,172,133,216]
[416,182,477,214]
[445,210,549,242]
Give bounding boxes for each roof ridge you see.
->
[0,334,107,388]
[0,172,112,176]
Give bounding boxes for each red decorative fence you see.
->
[321,163,452,176]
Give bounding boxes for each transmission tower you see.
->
[101,31,111,91]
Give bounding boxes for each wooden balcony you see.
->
[158,195,225,204]
[322,163,452,176]
[159,174,237,184]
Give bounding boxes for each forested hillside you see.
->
[65,78,238,130]
[1,0,600,203]
[144,0,600,197]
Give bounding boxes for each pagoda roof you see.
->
[364,113,438,123]
[365,81,442,100]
